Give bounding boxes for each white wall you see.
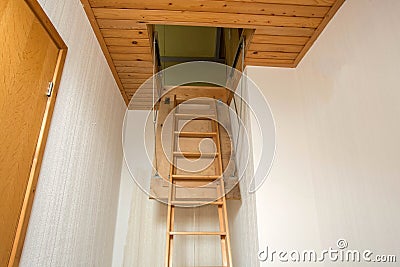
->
[250,0,400,266]
[20,0,126,266]
[112,110,164,267]
[228,76,260,267]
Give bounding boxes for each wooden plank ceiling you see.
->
[81,0,345,107]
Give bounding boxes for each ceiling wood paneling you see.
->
[81,0,345,108]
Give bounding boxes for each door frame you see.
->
[7,1,67,266]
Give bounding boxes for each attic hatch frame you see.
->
[154,25,245,69]
[150,25,250,183]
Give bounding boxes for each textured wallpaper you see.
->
[20,0,126,266]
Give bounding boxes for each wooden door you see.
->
[0,0,67,266]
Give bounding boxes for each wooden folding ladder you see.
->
[165,98,233,267]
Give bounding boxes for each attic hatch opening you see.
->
[154,25,243,86]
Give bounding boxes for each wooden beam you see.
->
[242,28,255,60]
[117,72,153,79]
[101,29,148,38]
[89,0,330,18]
[115,66,153,73]
[293,0,345,66]
[120,78,148,84]
[246,51,298,59]
[80,0,129,104]
[113,60,154,68]
[223,28,240,66]
[245,58,294,67]
[97,19,147,29]
[104,37,150,47]
[111,53,152,61]
[225,28,254,104]
[118,77,148,84]
[254,26,315,37]
[225,0,336,6]
[251,35,309,45]
[107,46,151,54]
[92,8,323,28]
[248,43,303,53]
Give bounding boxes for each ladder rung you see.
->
[173,152,218,158]
[179,98,215,104]
[175,131,217,138]
[174,113,216,120]
[170,200,223,206]
[170,231,226,236]
[172,175,221,181]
